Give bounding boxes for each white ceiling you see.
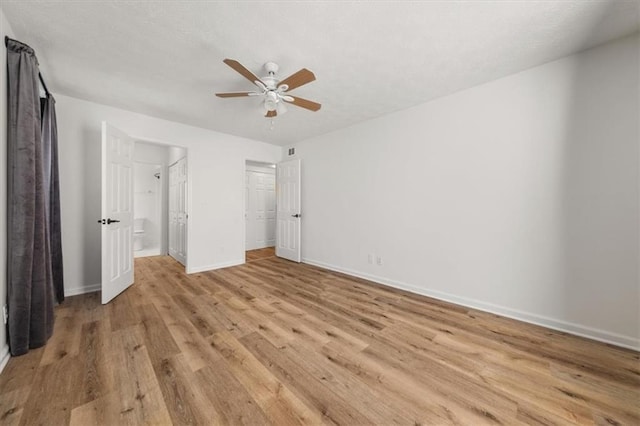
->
[2,1,638,146]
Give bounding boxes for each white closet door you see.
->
[265,173,276,247]
[245,171,253,248]
[169,157,187,265]
[246,170,276,250]
[276,159,301,262]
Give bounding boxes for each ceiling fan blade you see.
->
[215,92,254,98]
[277,68,316,91]
[223,59,265,88]
[285,96,321,112]
[265,110,277,118]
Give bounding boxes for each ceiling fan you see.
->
[216,59,321,118]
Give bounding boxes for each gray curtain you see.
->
[41,94,65,304]
[6,38,56,356]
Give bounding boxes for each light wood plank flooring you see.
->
[246,247,275,263]
[0,253,638,425]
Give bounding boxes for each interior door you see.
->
[169,164,177,258]
[276,159,301,262]
[265,172,276,247]
[245,171,253,249]
[101,122,134,304]
[169,157,187,265]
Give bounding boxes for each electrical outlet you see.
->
[376,256,382,266]
[2,305,7,324]
[367,254,373,264]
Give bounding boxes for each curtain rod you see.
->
[4,35,51,96]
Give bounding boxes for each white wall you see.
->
[135,141,169,164]
[55,94,282,295]
[290,34,640,349]
[0,6,16,370]
[168,146,186,166]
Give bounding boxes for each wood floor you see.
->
[245,247,275,263]
[0,252,638,425]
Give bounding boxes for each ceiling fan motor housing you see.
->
[264,62,279,74]
[262,62,280,89]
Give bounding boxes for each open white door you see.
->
[276,159,301,262]
[168,157,187,265]
[101,122,134,304]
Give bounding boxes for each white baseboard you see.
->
[64,283,101,297]
[0,343,10,374]
[246,243,276,250]
[302,258,640,351]
[134,248,162,258]
[187,259,244,274]
[62,258,245,295]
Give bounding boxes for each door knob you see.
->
[106,218,120,224]
[97,219,105,224]
[291,214,301,218]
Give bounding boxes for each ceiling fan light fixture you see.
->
[265,91,278,102]
[263,98,277,112]
[276,101,288,115]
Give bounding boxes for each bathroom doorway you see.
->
[133,161,163,257]
[133,141,187,266]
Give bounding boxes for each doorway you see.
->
[244,158,302,264]
[245,161,276,258]
[133,161,162,257]
[101,122,189,304]
[133,140,187,266]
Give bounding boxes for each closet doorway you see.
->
[245,161,276,252]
